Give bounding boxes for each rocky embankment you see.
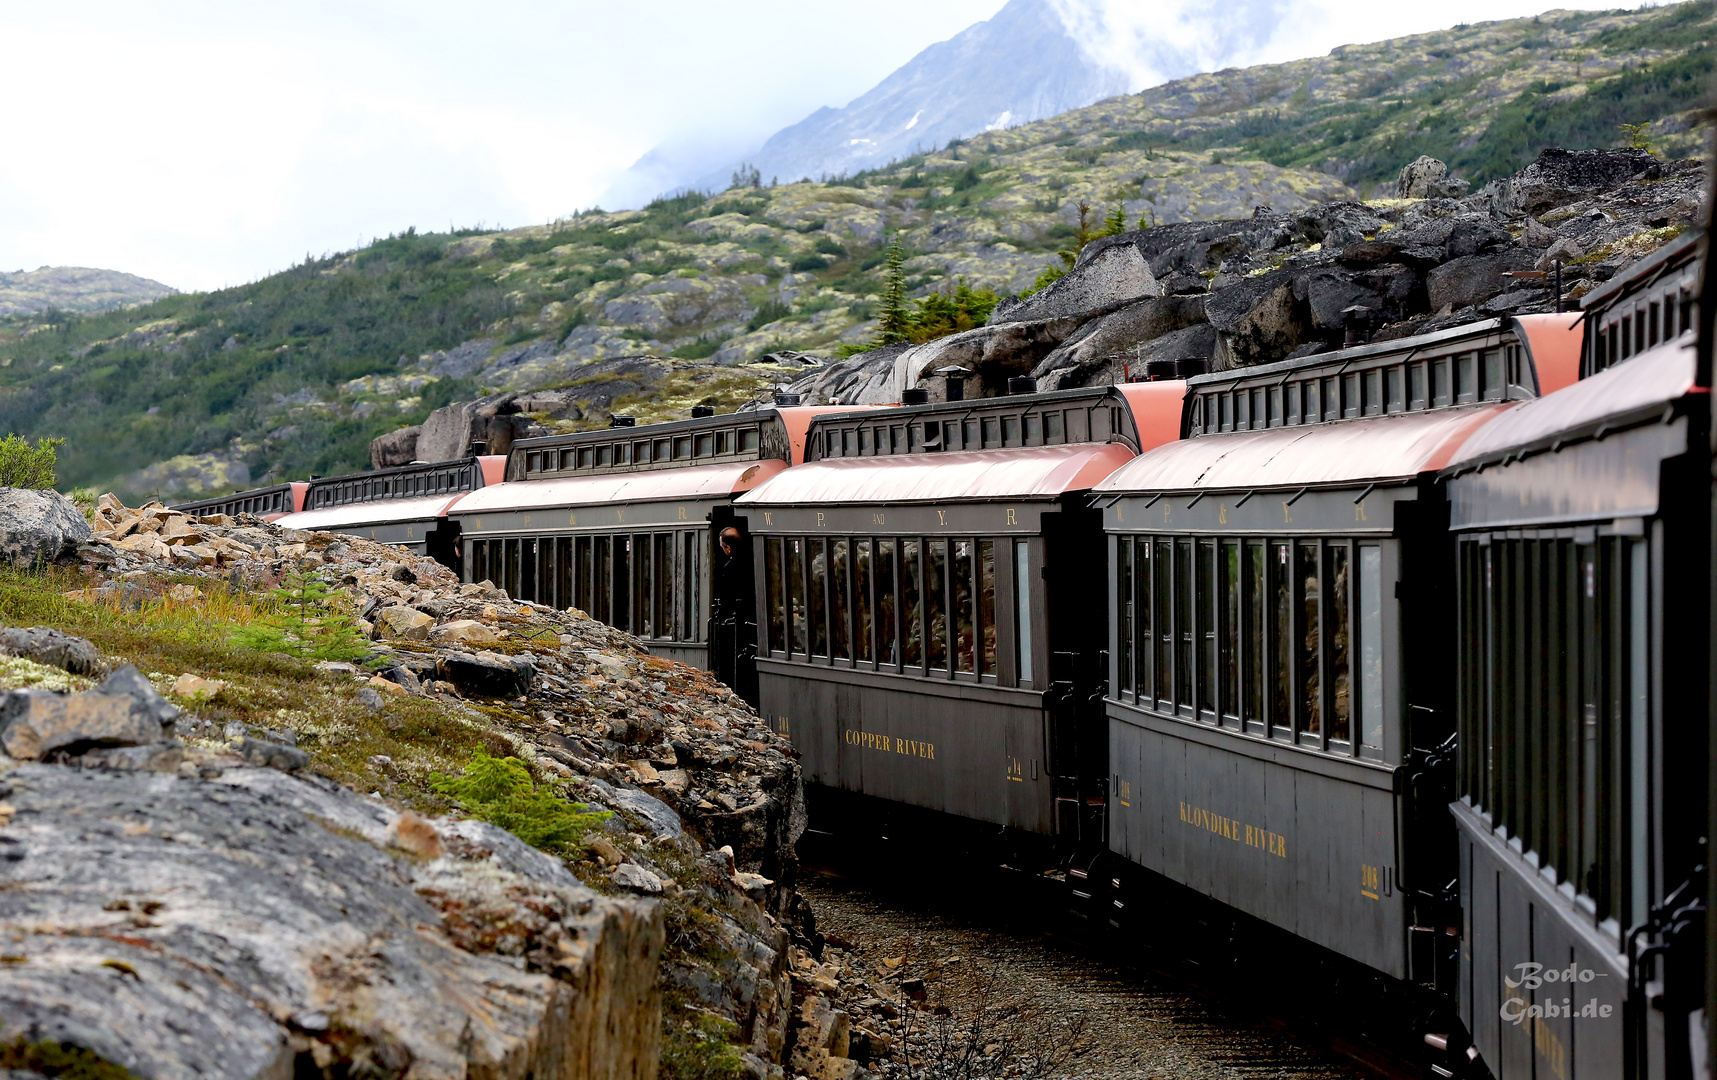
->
[0,493,864,1079]
[784,149,1708,403]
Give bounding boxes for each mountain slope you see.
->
[0,2,1708,501]
[0,266,178,317]
[611,0,1132,205]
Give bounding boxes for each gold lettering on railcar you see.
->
[407,526,415,538]
[1361,863,1381,900]
[617,508,625,523]
[522,515,532,526]
[1355,500,1368,522]
[817,512,826,527]
[1162,503,1171,522]
[473,518,483,530]
[1006,756,1025,782]
[936,509,948,525]
[568,512,578,526]
[1116,779,1131,807]
[764,512,773,526]
[873,512,886,525]
[1178,801,1287,857]
[1219,504,1228,525]
[1282,501,1293,524]
[1006,508,1018,526]
[773,715,790,736]
[678,506,688,521]
[843,729,935,759]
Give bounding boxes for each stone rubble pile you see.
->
[0,492,824,1079]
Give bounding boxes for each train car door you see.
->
[711,512,760,708]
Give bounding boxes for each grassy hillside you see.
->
[1,2,1708,500]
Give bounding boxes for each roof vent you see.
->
[1175,358,1209,378]
[773,392,802,407]
[610,415,637,428]
[901,388,931,405]
[690,405,715,418]
[1007,376,1037,395]
[936,364,971,402]
[466,441,488,455]
[1145,359,1178,381]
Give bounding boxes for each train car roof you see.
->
[1095,405,1510,496]
[274,492,471,533]
[1445,334,1699,476]
[736,442,1135,506]
[1509,313,1583,395]
[451,458,786,515]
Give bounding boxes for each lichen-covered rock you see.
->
[369,424,421,468]
[1396,156,1471,200]
[0,626,102,676]
[0,764,664,1080]
[0,488,91,567]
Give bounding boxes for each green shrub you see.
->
[229,570,371,662]
[746,300,790,332]
[813,237,848,257]
[789,254,830,272]
[670,338,724,360]
[0,434,62,489]
[430,753,610,851]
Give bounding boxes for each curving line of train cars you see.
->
[178,227,1710,1080]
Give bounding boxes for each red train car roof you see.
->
[1096,405,1512,495]
[451,458,786,514]
[1509,313,1583,395]
[737,442,1135,505]
[1447,335,1699,473]
[275,493,471,532]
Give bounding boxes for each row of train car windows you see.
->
[1591,288,1698,372]
[818,407,1119,459]
[1457,534,1644,926]
[316,469,469,506]
[201,492,287,516]
[1193,348,1520,435]
[526,429,762,474]
[763,536,1017,683]
[1113,535,1386,760]
[468,533,703,643]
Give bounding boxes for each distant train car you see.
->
[444,406,855,696]
[272,456,506,573]
[171,480,309,522]
[1445,233,1707,1080]
[737,382,1185,843]
[1093,316,1582,1022]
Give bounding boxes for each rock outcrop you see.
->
[0,763,664,1080]
[785,149,1706,402]
[414,395,550,463]
[369,424,422,468]
[0,488,92,567]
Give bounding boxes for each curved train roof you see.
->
[1095,405,1510,495]
[738,443,1135,506]
[275,493,471,532]
[1446,335,1699,474]
[451,458,785,515]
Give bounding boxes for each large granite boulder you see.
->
[415,394,547,463]
[1475,147,1660,217]
[1396,156,1472,200]
[369,424,421,468]
[0,763,663,1080]
[989,241,1161,324]
[0,488,91,567]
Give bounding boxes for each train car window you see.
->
[1198,540,1216,722]
[982,417,1000,448]
[786,538,806,654]
[574,537,591,613]
[593,446,610,467]
[740,429,760,452]
[1117,539,1133,697]
[954,540,975,674]
[1023,414,1041,445]
[506,539,522,601]
[695,433,714,458]
[1298,542,1322,742]
[943,420,960,452]
[766,538,784,654]
[1220,541,1240,727]
[1045,413,1065,444]
[1175,540,1194,713]
[1245,542,1265,733]
[902,540,924,669]
[1627,538,1648,925]
[1327,544,1351,749]
[808,539,829,657]
[855,541,873,663]
[469,539,486,585]
[1155,540,1173,709]
[686,532,700,641]
[656,534,674,638]
[633,442,650,464]
[979,541,996,677]
[877,540,898,667]
[595,537,612,625]
[674,436,692,460]
[831,539,851,661]
[1358,545,1384,758]
[1002,416,1020,446]
[926,540,950,672]
[1271,544,1294,739]
[1014,541,1033,685]
[1135,538,1153,703]
[630,536,648,637]
[964,419,981,450]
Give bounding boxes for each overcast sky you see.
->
[2,0,1641,293]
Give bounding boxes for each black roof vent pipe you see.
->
[1145,359,1178,381]
[773,392,803,407]
[690,405,715,418]
[610,415,636,428]
[1175,357,1209,378]
[1007,376,1037,395]
[901,387,931,405]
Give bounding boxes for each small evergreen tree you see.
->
[1100,204,1128,237]
[0,435,62,489]
[875,235,911,345]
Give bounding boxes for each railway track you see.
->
[800,830,1422,1080]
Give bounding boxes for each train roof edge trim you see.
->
[1508,313,1584,395]
[1444,335,1700,476]
[273,492,472,532]
[736,442,1136,506]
